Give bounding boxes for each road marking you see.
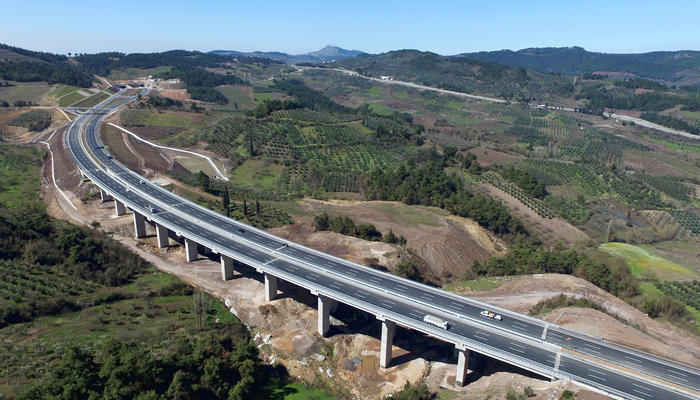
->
[508,342,525,349]
[369,277,382,284]
[632,389,652,398]
[667,369,687,377]
[632,383,652,392]
[305,274,318,281]
[355,293,366,299]
[587,373,606,382]
[379,301,394,309]
[329,282,343,289]
[473,334,489,342]
[263,257,281,266]
[507,346,525,354]
[409,310,424,318]
[587,368,604,375]
[666,372,688,382]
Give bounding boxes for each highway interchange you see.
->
[64,91,699,400]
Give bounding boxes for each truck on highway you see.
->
[423,314,449,330]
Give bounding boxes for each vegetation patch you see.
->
[121,109,201,128]
[599,242,691,280]
[57,90,86,106]
[529,294,605,316]
[9,109,51,131]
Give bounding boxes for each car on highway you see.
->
[146,205,156,213]
[480,310,502,321]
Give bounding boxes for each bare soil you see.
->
[270,199,507,283]
[469,146,524,166]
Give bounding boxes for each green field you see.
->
[57,90,87,106]
[71,91,110,108]
[51,84,81,98]
[0,144,44,208]
[645,135,700,153]
[369,102,396,115]
[444,276,511,293]
[231,159,285,190]
[599,242,693,280]
[121,109,201,128]
[216,85,255,109]
[0,81,51,104]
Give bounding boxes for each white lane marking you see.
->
[473,334,489,342]
[632,383,652,392]
[508,342,525,349]
[587,368,605,375]
[379,301,394,309]
[328,282,343,289]
[667,369,687,377]
[588,373,607,382]
[666,372,687,382]
[394,286,407,293]
[507,346,525,354]
[450,301,463,307]
[263,257,282,266]
[355,292,366,299]
[632,390,652,398]
[512,320,528,328]
[305,274,318,281]
[409,310,424,318]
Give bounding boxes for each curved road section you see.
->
[65,92,698,400]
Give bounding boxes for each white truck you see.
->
[423,314,449,330]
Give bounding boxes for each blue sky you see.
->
[2,0,698,55]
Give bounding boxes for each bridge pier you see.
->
[114,199,126,216]
[221,255,234,280]
[156,224,169,248]
[317,295,333,337]
[100,188,112,202]
[133,212,146,238]
[264,273,278,301]
[184,238,198,262]
[455,346,470,387]
[380,319,395,368]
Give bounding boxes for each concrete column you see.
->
[132,212,146,238]
[156,224,169,248]
[264,273,278,302]
[114,199,126,216]
[380,320,396,368]
[100,188,112,202]
[184,238,198,262]
[221,255,234,281]
[318,295,331,337]
[455,347,470,387]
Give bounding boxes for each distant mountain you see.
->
[460,47,700,86]
[210,45,366,64]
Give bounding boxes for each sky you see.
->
[2,0,699,55]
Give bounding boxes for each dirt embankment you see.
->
[269,199,507,283]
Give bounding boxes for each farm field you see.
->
[0,81,51,105]
[120,109,202,128]
[107,65,172,80]
[57,90,87,106]
[71,91,110,108]
[230,158,285,190]
[599,242,696,281]
[0,144,44,208]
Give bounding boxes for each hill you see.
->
[461,47,700,86]
[326,49,573,102]
[210,45,366,64]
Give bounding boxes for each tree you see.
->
[313,212,330,231]
[222,187,230,218]
[196,171,210,190]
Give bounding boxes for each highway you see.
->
[65,91,699,400]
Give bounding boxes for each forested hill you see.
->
[461,47,700,86]
[326,49,574,102]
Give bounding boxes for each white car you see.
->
[480,310,502,321]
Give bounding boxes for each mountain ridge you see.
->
[209,45,366,64]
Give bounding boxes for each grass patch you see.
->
[216,85,255,109]
[273,383,338,400]
[253,91,272,102]
[71,91,109,108]
[645,135,700,153]
[444,276,510,292]
[9,109,52,131]
[0,144,44,208]
[0,81,51,104]
[57,90,86,106]
[231,159,285,190]
[367,87,381,97]
[599,242,692,280]
[51,84,81,98]
[369,102,395,115]
[121,109,200,128]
